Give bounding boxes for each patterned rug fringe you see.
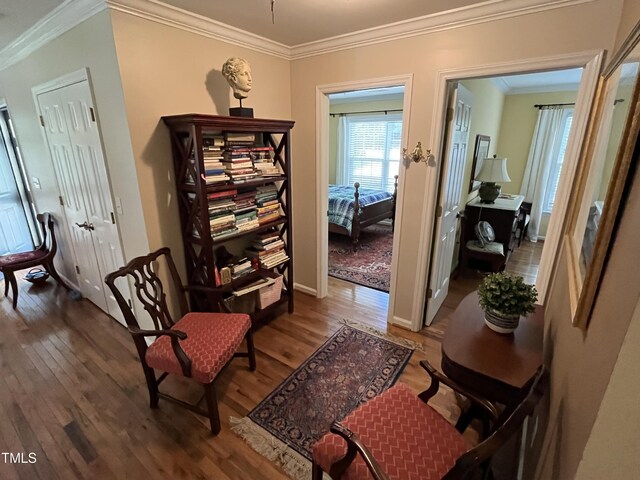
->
[341,319,423,351]
[230,416,328,480]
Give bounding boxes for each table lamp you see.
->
[475,156,511,203]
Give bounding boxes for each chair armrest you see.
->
[328,422,390,480]
[418,360,499,421]
[129,327,192,378]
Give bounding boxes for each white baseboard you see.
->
[389,315,416,331]
[294,282,317,297]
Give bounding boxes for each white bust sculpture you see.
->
[222,57,252,100]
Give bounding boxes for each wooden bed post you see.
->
[392,175,398,233]
[352,182,361,251]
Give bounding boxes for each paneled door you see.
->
[425,83,473,326]
[36,77,128,326]
[0,124,33,257]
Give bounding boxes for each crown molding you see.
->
[0,0,596,71]
[491,77,512,93]
[106,0,290,59]
[289,0,594,59]
[0,0,107,72]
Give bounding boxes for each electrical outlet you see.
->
[32,176,41,189]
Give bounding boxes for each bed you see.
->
[328,175,398,250]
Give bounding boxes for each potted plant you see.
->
[477,272,538,333]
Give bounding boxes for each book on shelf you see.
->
[207,189,237,200]
[225,132,256,145]
[212,226,239,241]
[203,135,225,148]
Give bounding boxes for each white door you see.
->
[36,80,128,326]
[425,83,473,326]
[0,129,33,256]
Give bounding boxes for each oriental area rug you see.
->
[231,322,417,480]
[328,224,393,292]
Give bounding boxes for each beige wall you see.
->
[0,11,148,283]
[328,98,404,184]
[109,11,292,279]
[535,3,640,478]
[290,0,622,323]
[459,79,505,202]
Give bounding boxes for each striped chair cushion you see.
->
[145,312,251,384]
[313,383,469,480]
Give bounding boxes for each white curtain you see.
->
[336,116,348,185]
[519,107,565,241]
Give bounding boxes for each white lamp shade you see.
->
[475,157,511,183]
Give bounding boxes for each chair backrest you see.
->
[104,247,188,333]
[444,366,548,479]
[35,212,57,259]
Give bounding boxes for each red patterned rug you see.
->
[328,224,393,292]
[232,322,416,479]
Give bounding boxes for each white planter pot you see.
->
[484,309,520,334]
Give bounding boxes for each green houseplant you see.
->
[477,272,538,333]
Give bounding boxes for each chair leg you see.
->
[312,461,324,480]
[3,272,8,296]
[6,271,18,309]
[143,366,159,409]
[44,261,69,290]
[246,329,257,372]
[203,382,221,435]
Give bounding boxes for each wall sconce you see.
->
[402,142,435,166]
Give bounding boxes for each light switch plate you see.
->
[32,176,41,189]
[115,196,124,215]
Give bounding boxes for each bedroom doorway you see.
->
[326,87,404,294]
[315,75,413,325]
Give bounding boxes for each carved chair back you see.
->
[104,248,188,353]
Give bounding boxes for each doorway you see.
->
[0,104,38,265]
[326,86,404,294]
[424,62,595,327]
[315,74,413,324]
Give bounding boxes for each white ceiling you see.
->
[0,0,486,52]
[0,0,64,52]
[491,68,584,94]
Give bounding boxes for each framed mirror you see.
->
[566,20,640,329]
[469,134,490,193]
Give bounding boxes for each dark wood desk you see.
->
[442,291,543,406]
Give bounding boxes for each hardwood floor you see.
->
[0,276,465,480]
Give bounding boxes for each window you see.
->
[543,109,573,212]
[340,114,402,193]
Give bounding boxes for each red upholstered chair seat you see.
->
[313,384,469,480]
[145,312,251,383]
[0,250,46,267]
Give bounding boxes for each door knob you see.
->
[75,221,89,229]
[86,223,95,231]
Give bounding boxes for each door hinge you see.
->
[75,265,80,274]
[110,211,116,224]
[89,107,96,122]
[39,115,45,127]
[427,288,433,299]
[59,195,64,206]
[436,205,443,218]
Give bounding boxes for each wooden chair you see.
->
[104,247,256,435]
[312,362,547,480]
[0,212,68,308]
[516,202,532,246]
[459,211,506,274]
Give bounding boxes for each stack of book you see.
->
[233,190,259,232]
[209,211,236,240]
[245,231,288,269]
[229,257,254,280]
[202,135,229,184]
[251,147,280,177]
[223,146,259,183]
[255,184,280,225]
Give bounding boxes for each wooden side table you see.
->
[441,291,544,406]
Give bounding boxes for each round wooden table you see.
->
[441,291,544,405]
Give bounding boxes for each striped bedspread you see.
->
[328,184,393,234]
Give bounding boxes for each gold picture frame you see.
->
[566,20,640,329]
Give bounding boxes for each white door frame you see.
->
[417,50,604,329]
[315,74,413,324]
